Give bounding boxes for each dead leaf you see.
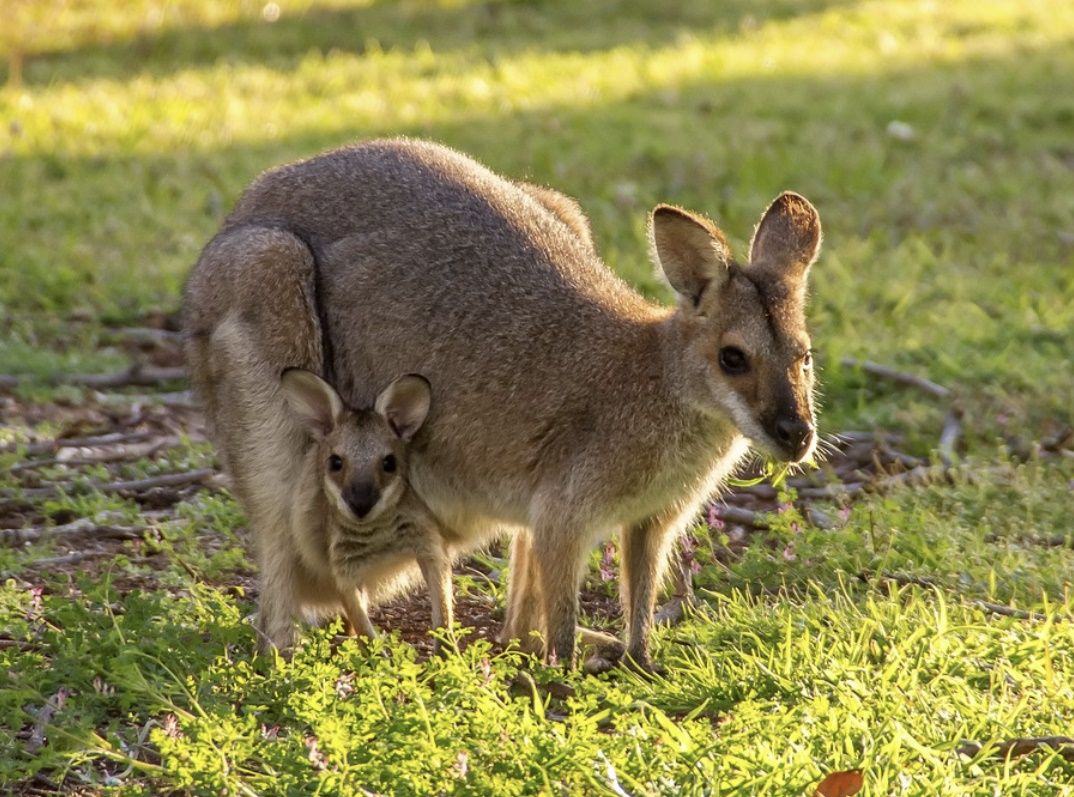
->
[813,769,864,797]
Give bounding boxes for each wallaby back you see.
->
[208,138,821,669]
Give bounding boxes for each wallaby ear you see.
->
[280,368,343,440]
[375,374,432,442]
[748,192,821,277]
[649,205,733,306]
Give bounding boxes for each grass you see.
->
[2,0,1074,794]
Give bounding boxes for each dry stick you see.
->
[873,572,1054,622]
[62,365,188,389]
[968,600,1049,622]
[1,431,155,456]
[957,737,1074,762]
[104,327,183,345]
[0,365,187,391]
[0,467,217,499]
[1,518,149,546]
[937,406,964,468]
[0,639,36,651]
[8,436,181,472]
[841,357,951,400]
[21,551,100,570]
[710,504,768,528]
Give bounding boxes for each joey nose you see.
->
[343,483,379,519]
[774,416,815,462]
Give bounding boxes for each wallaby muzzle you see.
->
[771,414,815,463]
[342,482,380,520]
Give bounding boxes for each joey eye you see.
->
[381,454,397,474]
[327,454,344,473]
[718,346,749,375]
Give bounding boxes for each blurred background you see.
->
[2,0,1072,449]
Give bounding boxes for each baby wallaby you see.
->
[197,138,821,671]
[274,368,453,655]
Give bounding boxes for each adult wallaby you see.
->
[199,138,821,671]
[182,225,452,656]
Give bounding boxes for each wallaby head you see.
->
[280,368,432,526]
[651,191,821,464]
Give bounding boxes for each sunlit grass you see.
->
[2,4,1074,790]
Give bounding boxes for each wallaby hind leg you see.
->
[620,509,691,672]
[501,531,546,656]
[255,542,305,657]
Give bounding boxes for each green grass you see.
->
[2,0,1074,794]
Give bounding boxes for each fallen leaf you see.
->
[813,769,864,797]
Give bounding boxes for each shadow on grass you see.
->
[9,0,853,87]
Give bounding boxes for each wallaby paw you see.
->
[582,653,619,675]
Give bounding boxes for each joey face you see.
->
[279,369,432,527]
[650,193,821,463]
[319,411,409,526]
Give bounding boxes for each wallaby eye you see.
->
[802,352,813,371]
[327,454,344,472]
[718,346,749,375]
[381,454,397,474]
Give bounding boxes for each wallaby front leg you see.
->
[418,549,455,655]
[501,530,546,656]
[620,514,682,671]
[532,523,589,668]
[338,586,377,640]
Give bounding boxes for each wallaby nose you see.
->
[774,416,815,462]
[343,483,380,520]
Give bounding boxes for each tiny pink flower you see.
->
[707,504,725,529]
[454,751,470,778]
[782,543,796,561]
[600,541,616,582]
[305,736,328,770]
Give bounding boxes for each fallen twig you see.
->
[9,435,181,471]
[103,327,183,345]
[1,518,149,546]
[937,407,964,467]
[710,504,768,528]
[0,365,187,391]
[1,431,155,457]
[968,600,1049,622]
[869,572,1055,622]
[21,551,102,570]
[0,468,217,499]
[957,737,1074,762]
[0,639,37,651]
[841,357,951,400]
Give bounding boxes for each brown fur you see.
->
[184,138,821,670]
[182,226,452,657]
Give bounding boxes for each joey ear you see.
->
[375,374,432,441]
[649,205,733,306]
[280,368,343,440]
[748,192,821,277]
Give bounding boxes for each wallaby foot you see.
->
[577,627,624,675]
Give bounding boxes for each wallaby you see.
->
[276,367,455,654]
[182,224,452,656]
[192,137,821,671]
